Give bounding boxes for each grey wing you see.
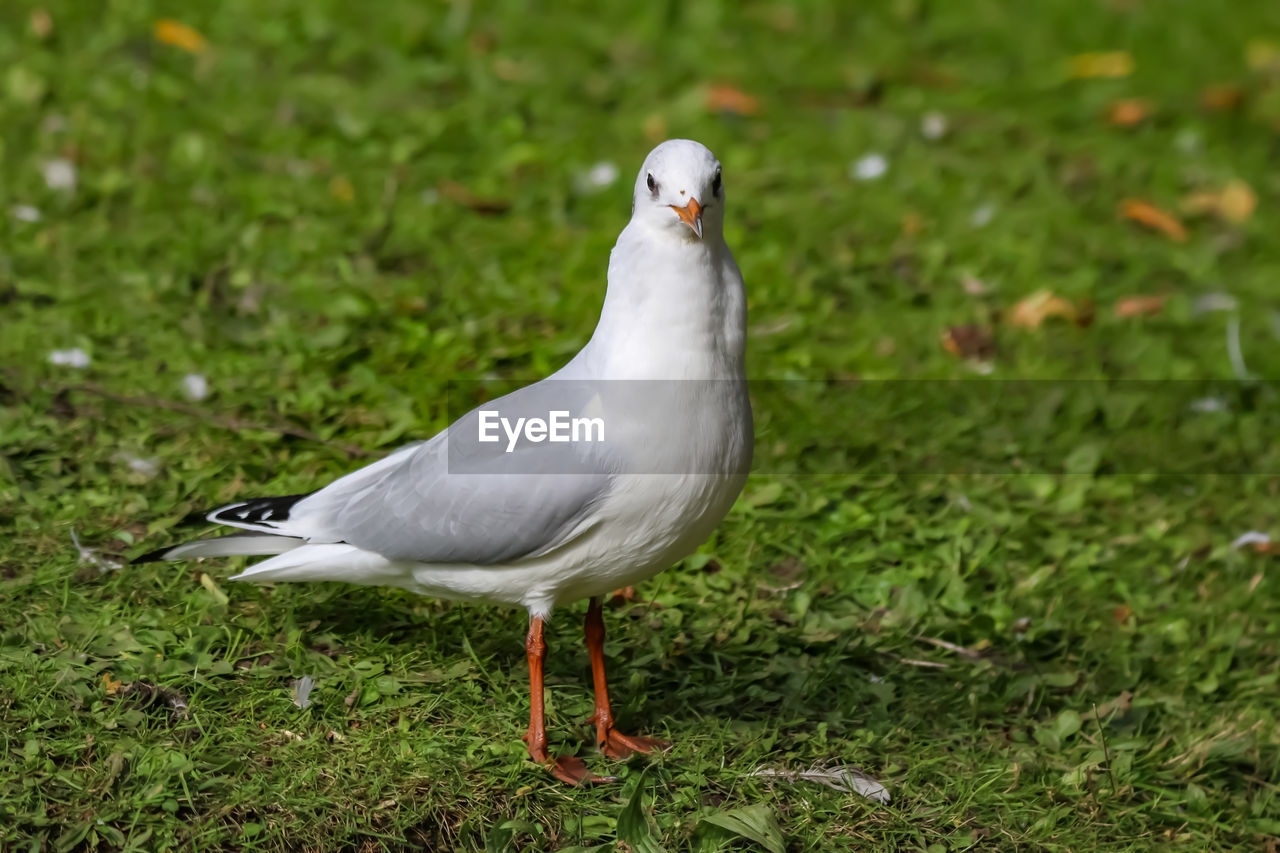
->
[290,383,613,565]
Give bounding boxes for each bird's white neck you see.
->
[565,221,746,381]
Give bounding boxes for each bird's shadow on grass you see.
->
[288,584,538,669]
[596,606,1000,745]
[286,586,969,745]
[625,641,891,733]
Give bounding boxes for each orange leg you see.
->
[522,616,607,785]
[585,597,671,759]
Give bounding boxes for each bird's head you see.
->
[631,139,724,242]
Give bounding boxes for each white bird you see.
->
[136,139,753,784]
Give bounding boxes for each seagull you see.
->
[135,139,753,784]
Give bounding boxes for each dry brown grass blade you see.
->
[916,634,984,660]
[1120,199,1188,241]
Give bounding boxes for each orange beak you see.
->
[669,197,703,239]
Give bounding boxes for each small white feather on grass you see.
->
[42,158,77,192]
[1231,531,1270,549]
[291,676,315,709]
[48,348,90,368]
[749,764,891,804]
[70,529,122,573]
[851,153,888,181]
[182,373,209,401]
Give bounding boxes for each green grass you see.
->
[4,0,1280,849]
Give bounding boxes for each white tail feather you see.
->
[229,544,407,587]
[142,534,305,562]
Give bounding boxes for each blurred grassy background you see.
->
[3,1,1280,850]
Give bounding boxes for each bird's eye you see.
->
[712,169,722,196]
[646,172,657,194]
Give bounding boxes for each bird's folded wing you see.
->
[291,385,614,566]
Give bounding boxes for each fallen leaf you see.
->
[119,682,190,718]
[705,83,759,116]
[1181,180,1256,224]
[1069,51,1134,79]
[1009,290,1079,329]
[29,9,52,39]
[1114,294,1167,318]
[1119,199,1187,241]
[941,325,995,360]
[1106,98,1150,126]
[1245,40,1280,73]
[328,175,355,203]
[1095,690,1134,717]
[642,113,667,142]
[1200,84,1244,112]
[1217,181,1258,222]
[437,181,511,215]
[153,19,207,54]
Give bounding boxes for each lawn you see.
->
[3,0,1280,850]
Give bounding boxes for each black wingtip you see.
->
[130,545,175,564]
[208,492,314,526]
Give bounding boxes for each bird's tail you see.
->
[132,532,306,563]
